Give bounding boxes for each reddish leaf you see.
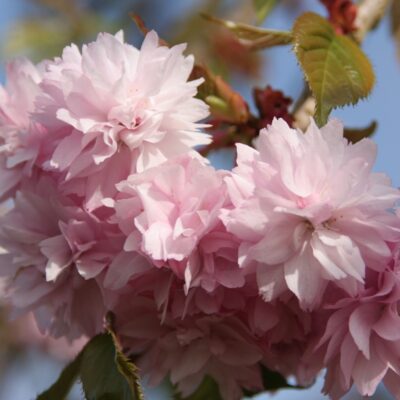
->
[253,85,294,128]
[320,0,358,34]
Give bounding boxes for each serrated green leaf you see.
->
[110,331,144,400]
[202,14,292,50]
[293,12,375,126]
[36,352,82,400]
[174,376,223,400]
[80,333,144,400]
[344,120,377,143]
[253,0,277,24]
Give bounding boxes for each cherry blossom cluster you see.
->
[1,31,400,400]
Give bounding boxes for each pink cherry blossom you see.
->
[314,269,400,399]
[0,58,46,200]
[114,294,263,400]
[111,265,254,323]
[35,31,210,210]
[0,177,127,339]
[222,118,400,310]
[112,154,246,296]
[10,312,88,361]
[245,295,322,388]
[1,24,400,400]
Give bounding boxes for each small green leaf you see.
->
[202,14,292,50]
[243,365,306,398]
[253,0,277,24]
[174,376,223,400]
[192,65,249,123]
[293,12,375,126]
[258,365,303,391]
[344,120,377,143]
[36,352,82,400]
[80,333,144,400]
[205,95,229,114]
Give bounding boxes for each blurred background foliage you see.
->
[1,0,304,79]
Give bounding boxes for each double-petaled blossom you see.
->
[35,31,210,210]
[1,24,400,400]
[222,118,400,310]
[0,58,46,200]
[0,178,130,339]
[111,154,246,297]
[114,294,263,400]
[313,267,400,399]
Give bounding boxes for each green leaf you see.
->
[253,0,277,24]
[205,95,230,115]
[258,365,303,391]
[202,14,292,50]
[293,12,375,126]
[191,65,250,123]
[344,120,377,143]
[80,333,144,400]
[112,334,144,400]
[243,365,305,397]
[174,376,223,400]
[36,353,82,400]
[243,365,306,398]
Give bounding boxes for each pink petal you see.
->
[284,242,325,310]
[349,303,381,359]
